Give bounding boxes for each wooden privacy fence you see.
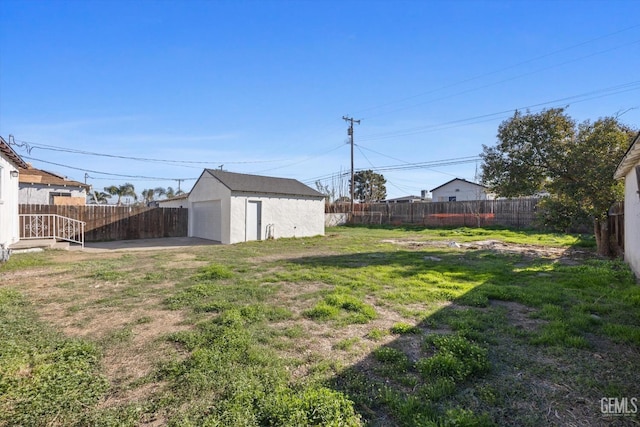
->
[335,198,540,228]
[609,202,624,256]
[19,205,188,242]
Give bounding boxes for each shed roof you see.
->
[19,165,90,190]
[430,178,487,193]
[203,169,324,198]
[614,131,640,180]
[0,136,28,169]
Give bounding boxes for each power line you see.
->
[11,139,287,167]
[362,39,640,120]
[355,144,465,179]
[353,24,640,119]
[255,142,346,174]
[21,156,197,182]
[302,155,481,185]
[357,80,640,142]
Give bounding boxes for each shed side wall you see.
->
[624,167,640,278]
[229,194,324,244]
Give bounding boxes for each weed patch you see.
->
[304,291,377,324]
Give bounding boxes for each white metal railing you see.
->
[19,214,85,247]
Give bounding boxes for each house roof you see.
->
[614,131,640,180]
[430,178,487,193]
[19,165,90,190]
[384,195,424,203]
[160,193,189,201]
[203,169,324,198]
[0,136,28,169]
[157,193,189,205]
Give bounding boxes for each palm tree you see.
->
[167,186,186,197]
[105,183,137,206]
[166,186,176,199]
[88,190,110,205]
[141,188,155,204]
[154,187,167,199]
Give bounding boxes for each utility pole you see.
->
[342,116,360,214]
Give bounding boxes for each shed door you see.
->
[246,201,262,241]
[192,201,221,241]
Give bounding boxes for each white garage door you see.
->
[192,201,222,241]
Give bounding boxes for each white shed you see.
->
[430,178,492,202]
[0,137,28,258]
[614,131,640,278]
[188,169,325,244]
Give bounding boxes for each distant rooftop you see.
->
[19,165,90,190]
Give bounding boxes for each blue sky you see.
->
[1,0,639,201]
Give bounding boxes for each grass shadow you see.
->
[287,246,639,426]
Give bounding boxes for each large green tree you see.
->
[480,108,634,256]
[352,170,387,203]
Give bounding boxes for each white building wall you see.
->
[0,156,21,247]
[432,180,489,202]
[624,168,640,278]
[19,185,86,204]
[158,198,188,208]
[188,174,232,243]
[229,193,325,244]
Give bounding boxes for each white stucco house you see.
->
[157,193,189,208]
[430,178,493,202]
[0,137,28,259]
[614,131,640,278]
[188,169,325,244]
[19,165,90,205]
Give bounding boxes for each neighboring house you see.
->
[188,169,325,244]
[19,165,90,205]
[384,195,426,203]
[430,178,493,202]
[614,131,640,278]
[0,137,28,258]
[157,193,189,208]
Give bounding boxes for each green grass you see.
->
[0,289,108,426]
[304,290,377,324]
[0,225,637,426]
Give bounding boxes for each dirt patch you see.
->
[0,249,195,411]
[99,308,190,407]
[383,238,594,264]
[491,300,545,332]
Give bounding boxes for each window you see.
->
[449,196,457,202]
[50,191,71,204]
[0,165,3,200]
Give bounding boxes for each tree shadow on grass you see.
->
[286,248,637,426]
